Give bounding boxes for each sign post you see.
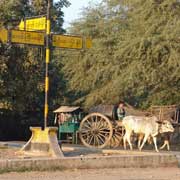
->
[44,0,51,129]
[19,0,64,157]
[0,0,92,157]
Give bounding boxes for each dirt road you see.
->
[0,168,180,180]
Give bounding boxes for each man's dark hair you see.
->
[119,101,125,105]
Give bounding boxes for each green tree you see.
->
[0,0,70,116]
[0,0,30,27]
[62,0,180,109]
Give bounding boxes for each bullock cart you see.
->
[79,104,180,149]
[79,105,127,149]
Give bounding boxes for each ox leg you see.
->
[139,134,149,151]
[138,139,141,149]
[123,134,127,150]
[126,133,133,150]
[152,136,159,152]
[123,132,133,150]
[160,140,170,151]
[160,141,166,150]
[167,140,170,151]
[138,134,143,149]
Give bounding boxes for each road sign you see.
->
[11,30,44,46]
[52,34,83,49]
[0,29,8,43]
[19,17,46,31]
[85,37,92,48]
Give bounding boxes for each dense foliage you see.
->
[62,0,180,109]
[0,0,70,139]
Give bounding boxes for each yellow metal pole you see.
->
[16,0,64,158]
[44,0,51,128]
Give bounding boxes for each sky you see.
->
[61,0,101,28]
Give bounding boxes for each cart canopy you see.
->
[53,106,82,113]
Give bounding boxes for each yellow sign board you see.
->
[19,17,46,31]
[11,30,44,45]
[0,29,8,43]
[52,34,83,49]
[85,37,92,49]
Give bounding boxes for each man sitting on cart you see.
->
[116,101,126,126]
[117,101,126,120]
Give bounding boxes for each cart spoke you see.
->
[96,121,102,129]
[81,129,91,134]
[94,115,98,128]
[93,135,96,146]
[86,119,93,126]
[87,135,93,145]
[95,135,100,146]
[114,135,121,141]
[98,132,109,139]
[91,116,95,123]
[99,130,111,134]
[97,134,106,145]
[83,123,92,129]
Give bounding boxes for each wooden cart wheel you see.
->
[109,122,125,148]
[79,112,113,149]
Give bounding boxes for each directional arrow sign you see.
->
[0,29,8,43]
[19,17,46,31]
[52,34,83,49]
[11,30,44,46]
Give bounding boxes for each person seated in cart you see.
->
[117,101,126,120]
[115,101,126,126]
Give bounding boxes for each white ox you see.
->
[122,116,174,152]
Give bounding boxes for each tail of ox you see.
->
[122,116,174,152]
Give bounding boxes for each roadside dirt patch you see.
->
[0,146,18,159]
[0,168,180,180]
